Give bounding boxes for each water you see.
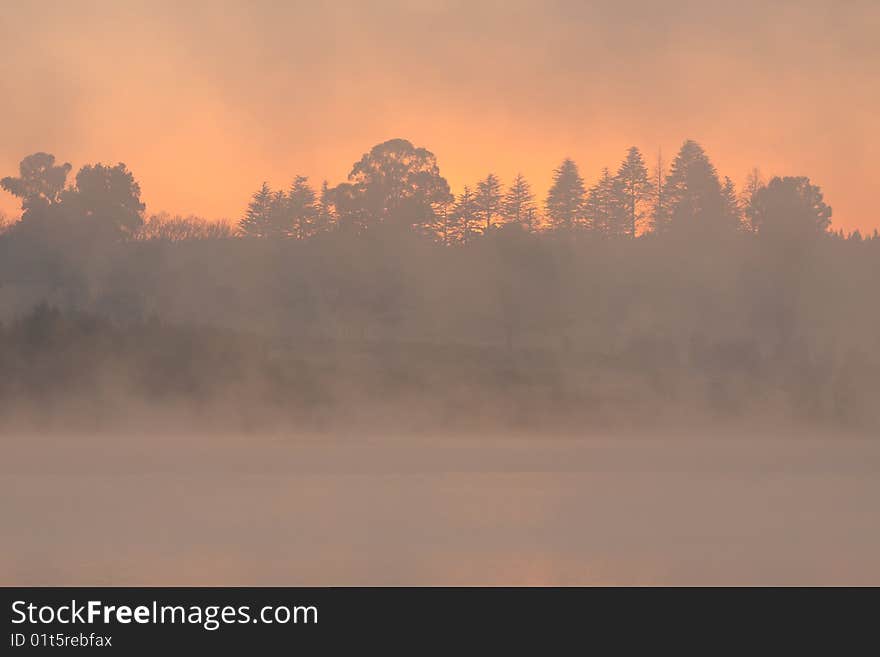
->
[3,432,878,585]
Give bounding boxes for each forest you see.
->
[0,138,878,434]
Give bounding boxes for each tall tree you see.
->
[721,176,742,229]
[650,150,668,234]
[741,167,765,232]
[586,168,625,236]
[1,152,71,222]
[312,180,335,235]
[664,140,730,234]
[62,162,145,237]
[545,158,586,231]
[426,198,455,245]
[502,173,536,231]
[474,173,503,232]
[239,182,276,238]
[450,186,479,244]
[613,146,652,238]
[286,175,317,239]
[749,176,832,239]
[332,138,452,232]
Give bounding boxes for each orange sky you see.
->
[1,1,878,233]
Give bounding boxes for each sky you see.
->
[1,0,878,233]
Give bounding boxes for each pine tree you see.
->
[450,186,479,244]
[664,140,727,235]
[312,180,336,235]
[431,201,452,244]
[239,182,275,238]
[650,150,668,234]
[741,167,765,232]
[501,173,536,231]
[266,190,289,239]
[545,158,586,231]
[586,168,626,237]
[613,146,652,238]
[287,175,317,239]
[721,176,742,230]
[475,173,503,232]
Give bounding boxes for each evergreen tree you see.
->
[721,176,742,229]
[586,168,625,236]
[545,158,586,231]
[664,140,728,234]
[501,173,536,231]
[266,190,289,239]
[239,182,276,238]
[429,198,455,245]
[312,180,336,235]
[613,146,652,238]
[650,150,668,234]
[286,175,317,239]
[450,186,479,244]
[475,173,503,232]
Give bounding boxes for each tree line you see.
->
[2,138,877,245]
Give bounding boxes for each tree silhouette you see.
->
[62,162,145,237]
[138,213,234,241]
[312,180,336,235]
[287,175,317,239]
[239,182,276,238]
[502,173,536,231]
[475,173,503,232]
[332,138,452,232]
[721,176,742,229]
[586,168,624,236]
[545,158,586,231]
[650,150,668,234]
[0,153,71,223]
[450,185,479,244]
[613,146,652,238]
[749,176,832,239]
[741,167,765,232]
[664,140,731,234]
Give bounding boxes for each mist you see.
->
[2,2,879,587]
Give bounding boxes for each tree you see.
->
[749,176,832,239]
[239,182,276,238]
[741,167,765,232]
[418,190,456,244]
[0,211,16,235]
[287,175,317,239]
[721,176,742,229]
[502,173,536,231]
[332,138,452,232]
[474,173,503,232]
[137,213,234,241]
[664,140,730,234]
[312,180,335,235]
[545,158,586,231]
[613,146,652,238]
[649,150,668,234]
[1,152,71,222]
[62,162,145,237]
[450,186,479,244]
[585,168,625,237]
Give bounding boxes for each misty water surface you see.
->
[3,432,878,585]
